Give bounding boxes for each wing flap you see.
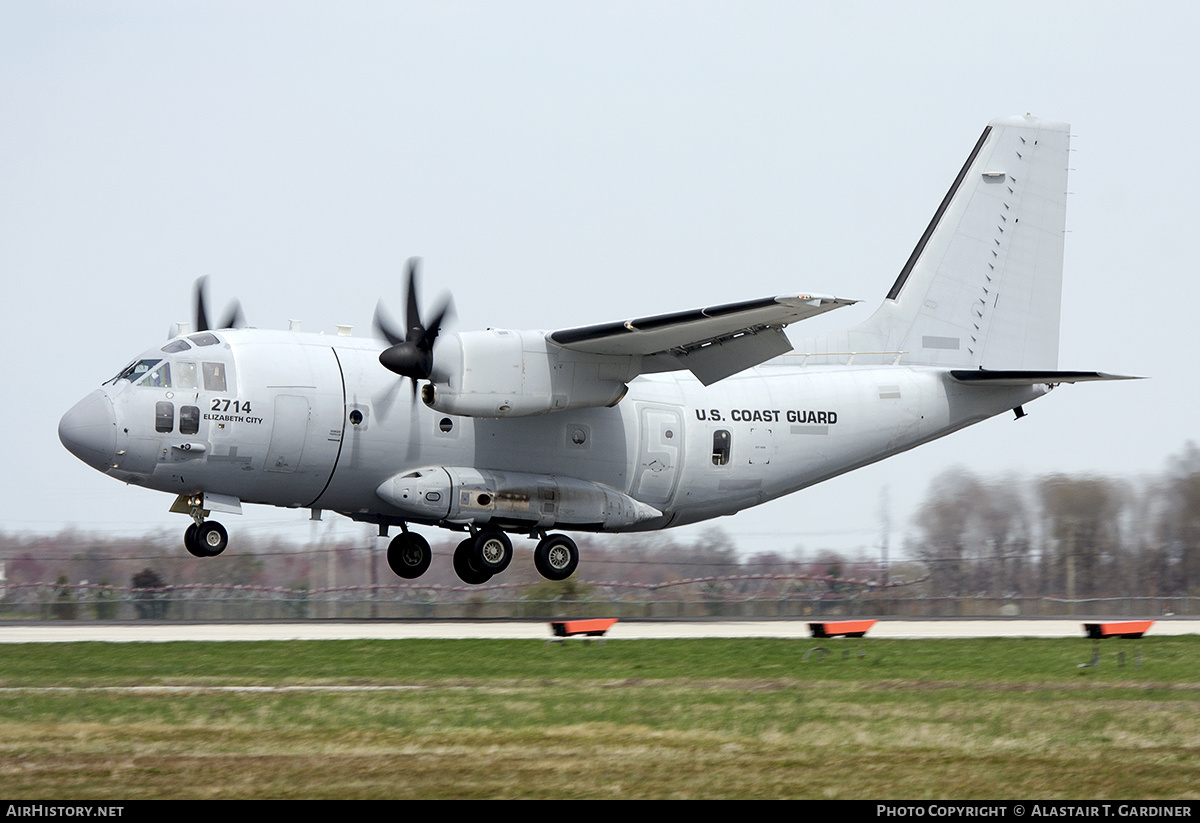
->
[674,326,795,386]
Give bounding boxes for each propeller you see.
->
[375,257,454,397]
[194,276,245,331]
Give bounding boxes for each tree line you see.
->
[907,444,1200,599]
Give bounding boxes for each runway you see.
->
[2,619,1198,642]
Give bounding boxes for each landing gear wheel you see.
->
[472,530,513,574]
[195,521,228,556]
[534,534,579,581]
[453,537,493,585]
[184,524,205,558]
[387,532,432,579]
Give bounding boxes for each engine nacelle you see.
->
[376,466,662,529]
[422,330,629,418]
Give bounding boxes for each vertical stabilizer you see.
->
[847,115,1071,369]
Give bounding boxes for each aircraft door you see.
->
[632,405,683,506]
[265,394,310,473]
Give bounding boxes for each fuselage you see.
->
[59,328,1047,533]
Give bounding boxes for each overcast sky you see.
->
[2,2,1191,559]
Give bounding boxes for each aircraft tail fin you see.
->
[843,115,1071,370]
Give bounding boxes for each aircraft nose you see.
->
[59,389,117,472]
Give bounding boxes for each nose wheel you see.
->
[184,521,228,557]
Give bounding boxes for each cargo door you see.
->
[632,405,682,506]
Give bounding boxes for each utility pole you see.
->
[879,486,891,586]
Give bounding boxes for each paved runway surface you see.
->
[2,619,1198,642]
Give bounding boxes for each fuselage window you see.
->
[155,401,174,433]
[176,361,198,389]
[712,429,731,466]
[138,363,171,388]
[202,362,227,392]
[179,405,200,435]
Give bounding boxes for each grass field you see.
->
[1,636,1198,799]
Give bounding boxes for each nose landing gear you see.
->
[181,496,228,558]
[184,520,228,557]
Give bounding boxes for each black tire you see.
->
[196,521,228,556]
[472,530,513,573]
[534,534,579,581]
[184,524,206,558]
[387,532,432,579]
[452,537,492,585]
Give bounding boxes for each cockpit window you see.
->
[137,362,171,388]
[162,339,192,353]
[175,361,198,389]
[202,362,227,392]
[189,333,221,347]
[113,359,161,384]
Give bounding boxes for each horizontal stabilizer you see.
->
[949,369,1140,386]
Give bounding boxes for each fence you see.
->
[0,581,1192,621]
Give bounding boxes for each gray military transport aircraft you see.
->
[59,115,1129,585]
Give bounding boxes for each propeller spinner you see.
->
[375,258,454,395]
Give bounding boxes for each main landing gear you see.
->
[386,526,580,585]
[386,531,433,579]
[534,533,579,581]
[450,529,514,585]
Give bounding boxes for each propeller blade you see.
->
[420,296,455,349]
[405,257,423,343]
[219,300,245,331]
[377,256,453,382]
[374,302,404,346]
[194,276,211,332]
[192,277,246,332]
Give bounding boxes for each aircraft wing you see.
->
[547,294,857,385]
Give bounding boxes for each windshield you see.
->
[112,359,160,384]
[110,358,171,388]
